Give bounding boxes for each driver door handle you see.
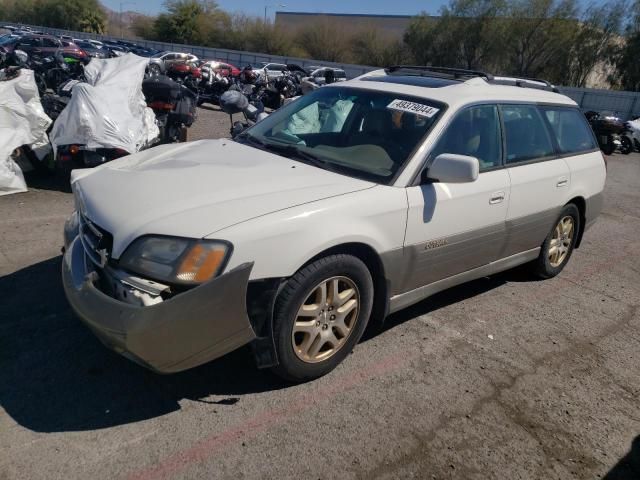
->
[489,191,505,204]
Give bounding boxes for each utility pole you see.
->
[120,1,136,38]
[264,3,287,23]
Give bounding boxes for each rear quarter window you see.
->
[540,107,597,154]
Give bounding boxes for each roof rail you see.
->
[385,65,494,81]
[489,75,559,93]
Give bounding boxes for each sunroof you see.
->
[361,75,460,88]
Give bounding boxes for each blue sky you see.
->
[101,0,446,17]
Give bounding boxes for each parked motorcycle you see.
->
[142,75,198,143]
[219,89,268,137]
[166,61,202,94]
[585,111,629,155]
[197,67,232,106]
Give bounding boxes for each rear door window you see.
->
[41,37,60,48]
[502,105,555,163]
[540,107,597,154]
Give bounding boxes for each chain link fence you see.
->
[6,22,640,119]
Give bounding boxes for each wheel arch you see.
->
[300,242,390,329]
[246,241,390,369]
[566,196,586,248]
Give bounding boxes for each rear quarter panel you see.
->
[564,150,607,215]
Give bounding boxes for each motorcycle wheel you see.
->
[620,135,633,155]
[601,135,615,156]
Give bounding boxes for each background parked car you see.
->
[3,34,87,62]
[201,60,240,77]
[309,67,347,84]
[148,51,198,75]
[253,62,288,80]
[72,39,109,59]
[101,40,128,57]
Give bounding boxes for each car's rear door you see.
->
[402,104,510,294]
[500,104,571,257]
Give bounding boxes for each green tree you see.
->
[614,0,640,90]
[560,1,625,87]
[502,0,578,79]
[350,28,408,66]
[153,0,229,45]
[296,18,351,62]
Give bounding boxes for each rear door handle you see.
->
[556,176,569,187]
[489,191,505,204]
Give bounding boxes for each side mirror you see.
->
[424,153,479,183]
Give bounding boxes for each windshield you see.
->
[151,51,167,58]
[240,86,444,184]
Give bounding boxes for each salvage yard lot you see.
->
[1,105,639,480]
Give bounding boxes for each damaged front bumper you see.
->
[62,236,256,373]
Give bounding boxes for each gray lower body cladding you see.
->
[62,236,256,373]
[383,207,561,297]
[382,193,602,306]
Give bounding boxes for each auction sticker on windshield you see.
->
[387,99,439,118]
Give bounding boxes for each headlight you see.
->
[119,236,231,285]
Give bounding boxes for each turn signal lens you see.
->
[69,145,80,155]
[176,243,227,283]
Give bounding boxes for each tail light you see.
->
[148,101,175,111]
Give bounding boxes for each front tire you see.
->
[620,135,632,154]
[532,204,580,279]
[271,255,374,382]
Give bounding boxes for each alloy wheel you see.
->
[549,215,574,267]
[291,276,360,363]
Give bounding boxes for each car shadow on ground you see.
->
[367,263,538,338]
[0,256,536,433]
[604,435,640,480]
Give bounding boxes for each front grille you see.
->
[79,213,113,267]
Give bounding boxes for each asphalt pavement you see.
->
[0,108,639,479]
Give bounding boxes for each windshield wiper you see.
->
[262,142,337,171]
[235,132,268,149]
[236,133,336,172]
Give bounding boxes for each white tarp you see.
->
[49,53,158,156]
[0,69,52,196]
[628,119,640,144]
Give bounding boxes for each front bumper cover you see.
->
[62,236,256,373]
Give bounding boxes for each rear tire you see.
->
[271,255,374,382]
[531,204,580,279]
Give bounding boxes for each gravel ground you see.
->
[0,108,639,480]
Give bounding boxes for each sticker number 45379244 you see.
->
[387,99,439,118]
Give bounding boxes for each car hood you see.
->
[73,139,374,258]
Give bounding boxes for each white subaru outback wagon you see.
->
[63,66,605,382]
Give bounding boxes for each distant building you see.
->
[274,11,419,39]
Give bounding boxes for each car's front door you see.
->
[401,104,510,294]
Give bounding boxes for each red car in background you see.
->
[201,60,241,77]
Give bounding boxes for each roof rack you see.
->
[489,76,559,93]
[385,65,494,81]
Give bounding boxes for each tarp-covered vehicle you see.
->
[50,53,159,174]
[0,68,52,196]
